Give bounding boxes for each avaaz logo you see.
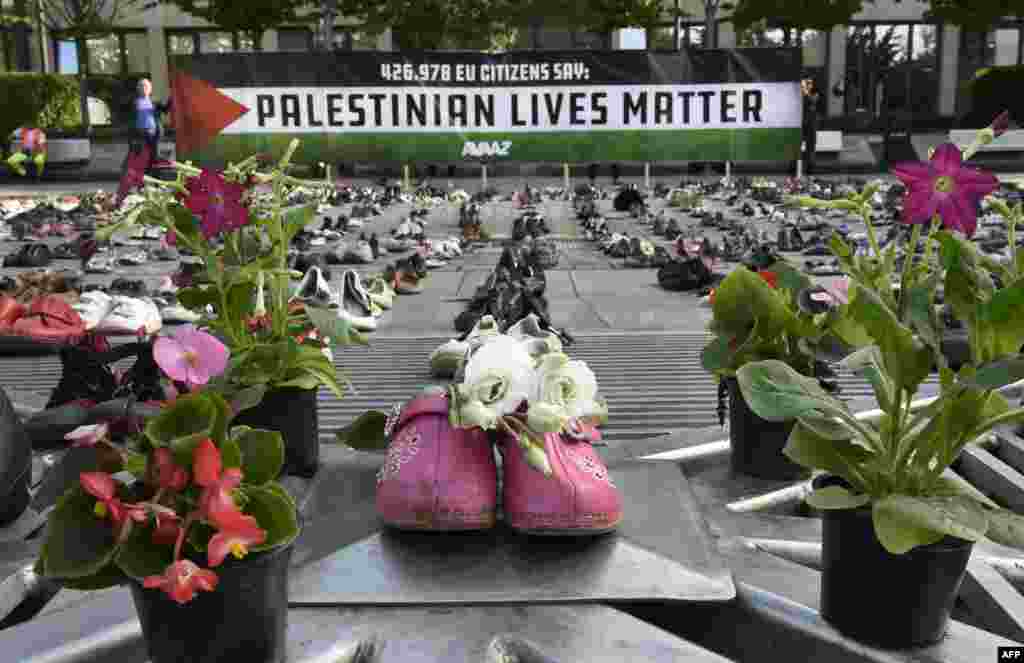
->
[462,141,512,158]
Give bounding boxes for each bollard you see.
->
[644,162,650,189]
[482,163,488,190]
[563,163,570,190]
[725,161,731,179]
[403,164,411,191]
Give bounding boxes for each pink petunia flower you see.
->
[152,325,228,387]
[991,110,1012,138]
[891,143,1000,238]
[143,560,218,604]
[65,422,110,448]
[183,170,249,239]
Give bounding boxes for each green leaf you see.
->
[979,277,1024,359]
[58,562,128,590]
[968,356,1024,390]
[700,334,740,375]
[805,485,870,510]
[230,426,285,484]
[176,286,215,312]
[123,451,148,480]
[846,283,933,395]
[235,343,294,385]
[982,508,1024,550]
[220,436,243,470]
[872,495,988,554]
[710,266,798,339]
[784,421,873,487]
[115,522,174,580]
[39,488,119,579]
[839,345,895,413]
[277,372,320,390]
[304,306,370,347]
[229,385,267,416]
[244,485,300,553]
[282,204,315,239]
[736,359,846,421]
[168,203,201,245]
[904,276,943,352]
[145,392,218,450]
[334,410,389,451]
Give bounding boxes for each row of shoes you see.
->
[511,210,551,241]
[452,246,566,339]
[430,312,567,379]
[292,266,400,332]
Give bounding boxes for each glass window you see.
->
[876,24,909,63]
[198,31,234,54]
[86,34,120,74]
[277,28,311,52]
[0,33,10,72]
[124,32,150,73]
[684,25,705,48]
[56,39,79,74]
[167,33,194,55]
[995,28,1021,66]
[236,32,256,52]
[801,29,826,67]
[647,25,675,50]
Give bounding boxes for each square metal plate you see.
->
[289,460,735,605]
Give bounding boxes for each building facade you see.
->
[1,0,1021,131]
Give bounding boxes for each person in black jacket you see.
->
[801,77,823,175]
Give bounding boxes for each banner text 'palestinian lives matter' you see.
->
[170,50,803,163]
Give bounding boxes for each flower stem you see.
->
[898,222,923,322]
[862,208,882,258]
[1010,210,1020,281]
[173,513,197,561]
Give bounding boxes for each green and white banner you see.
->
[170,50,803,164]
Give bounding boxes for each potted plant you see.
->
[35,324,301,663]
[739,119,1024,648]
[101,141,364,478]
[702,259,862,479]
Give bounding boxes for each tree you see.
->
[728,0,872,33]
[36,0,148,131]
[920,0,1023,32]
[169,0,313,50]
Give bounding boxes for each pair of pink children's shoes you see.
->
[376,392,622,535]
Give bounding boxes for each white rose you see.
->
[461,335,536,416]
[533,353,602,419]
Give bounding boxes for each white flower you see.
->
[533,353,602,419]
[461,335,536,415]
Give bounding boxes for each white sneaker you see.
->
[506,313,563,354]
[73,291,114,330]
[97,296,162,335]
[340,270,378,332]
[291,267,336,309]
[344,241,374,264]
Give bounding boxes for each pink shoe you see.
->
[500,427,623,536]
[376,392,497,531]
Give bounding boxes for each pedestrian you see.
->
[134,78,172,171]
[801,76,823,176]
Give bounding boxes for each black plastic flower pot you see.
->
[726,377,805,480]
[129,542,293,663]
[815,475,974,649]
[232,387,319,478]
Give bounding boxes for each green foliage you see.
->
[334,410,389,451]
[168,0,310,47]
[729,0,870,31]
[963,66,1024,131]
[749,177,1024,555]
[923,0,1023,32]
[0,74,81,146]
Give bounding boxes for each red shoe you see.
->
[0,296,26,332]
[11,296,85,344]
[376,391,497,531]
[500,425,622,536]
